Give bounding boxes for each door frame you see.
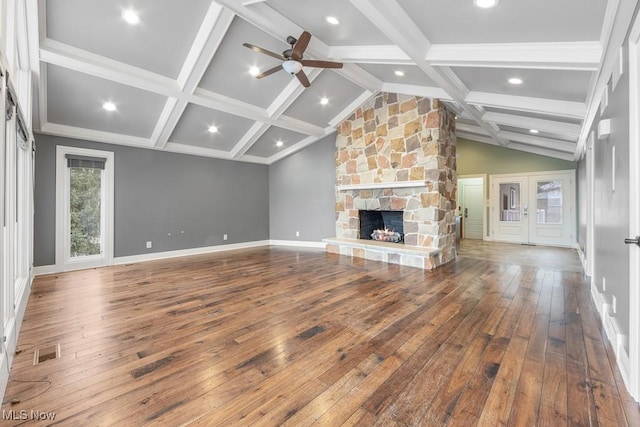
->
[627,14,640,402]
[55,145,114,272]
[458,174,487,240]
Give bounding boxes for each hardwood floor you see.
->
[2,241,639,425]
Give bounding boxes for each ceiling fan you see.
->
[243,31,343,88]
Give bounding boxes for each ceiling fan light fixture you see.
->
[474,0,499,8]
[249,66,260,77]
[282,60,303,75]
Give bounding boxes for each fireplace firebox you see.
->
[359,210,404,243]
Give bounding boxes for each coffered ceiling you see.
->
[24,0,623,164]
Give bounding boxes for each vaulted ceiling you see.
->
[26,0,616,164]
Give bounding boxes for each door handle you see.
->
[625,236,640,247]
[464,208,468,218]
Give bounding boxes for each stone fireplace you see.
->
[324,92,457,270]
[359,210,404,243]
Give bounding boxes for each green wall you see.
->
[457,137,576,176]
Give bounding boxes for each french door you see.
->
[490,170,575,246]
[55,146,114,272]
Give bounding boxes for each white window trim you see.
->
[55,146,114,272]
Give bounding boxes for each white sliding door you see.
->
[491,170,575,247]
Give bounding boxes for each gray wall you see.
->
[579,38,632,352]
[269,133,336,241]
[457,137,576,176]
[34,133,269,265]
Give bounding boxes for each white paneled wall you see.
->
[0,0,35,400]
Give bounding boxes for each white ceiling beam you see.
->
[337,63,382,92]
[41,122,152,147]
[40,39,182,97]
[499,131,577,153]
[456,132,499,145]
[349,0,508,146]
[381,83,450,100]
[506,142,576,161]
[230,121,271,158]
[328,90,374,128]
[189,89,325,136]
[427,42,601,70]
[153,4,234,148]
[229,68,324,159]
[457,131,575,161]
[466,91,587,119]
[327,45,412,64]
[164,142,269,164]
[482,111,581,139]
[266,68,323,118]
[267,132,335,164]
[456,122,489,135]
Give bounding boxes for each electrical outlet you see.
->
[612,295,617,314]
[602,276,606,292]
[146,241,152,249]
[223,234,228,241]
[295,231,300,237]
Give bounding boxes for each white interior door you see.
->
[459,177,484,239]
[491,171,575,246]
[491,176,529,243]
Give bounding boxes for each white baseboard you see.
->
[576,245,587,273]
[269,240,326,249]
[113,240,271,265]
[33,240,327,276]
[590,281,632,393]
[33,265,56,276]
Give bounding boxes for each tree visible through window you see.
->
[70,167,102,257]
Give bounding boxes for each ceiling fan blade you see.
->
[255,65,283,79]
[242,43,285,61]
[300,60,343,69]
[291,31,311,60]
[295,70,310,87]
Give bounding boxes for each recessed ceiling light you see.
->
[474,0,499,8]
[121,9,140,25]
[102,102,117,111]
[208,125,218,133]
[249,66,260,77]
[276,140,284,147]
[394,70,405,77]
[508,77,523,85]
[326,16,340,25]
[320,97,329,105]
[529,129,539,134]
